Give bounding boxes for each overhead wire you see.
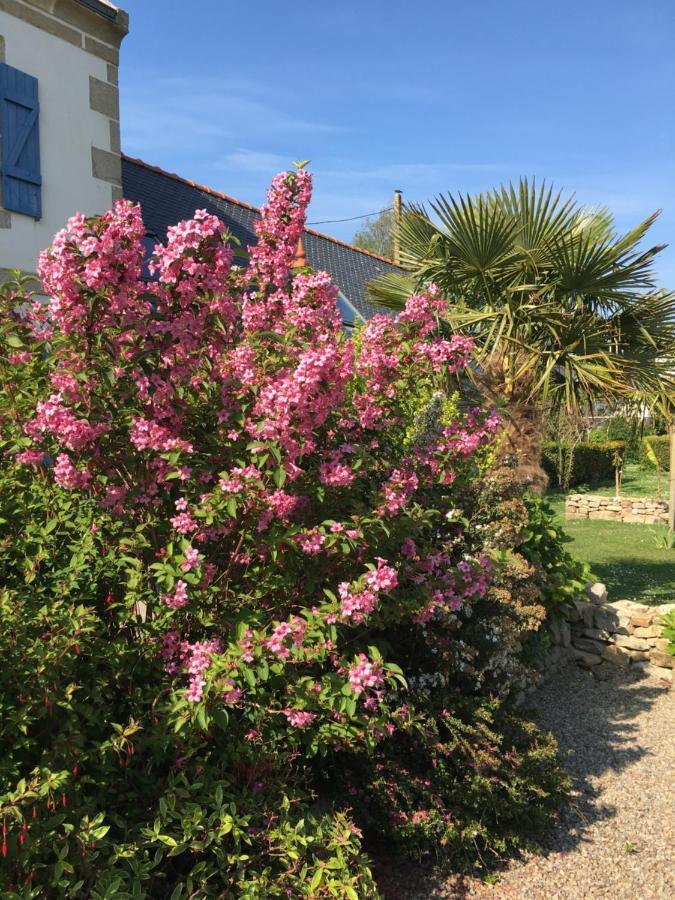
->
[307,206,393,226]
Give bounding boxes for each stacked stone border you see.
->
[533,583,674,695]
[565,493,668,524]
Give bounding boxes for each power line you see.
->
[307,206,393,226]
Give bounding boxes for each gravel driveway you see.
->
[379,664,674,900]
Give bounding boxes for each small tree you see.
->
[370,180,675,487]
[352,208,396,258]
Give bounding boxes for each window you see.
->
[0,63,41,219]
[337,292,364,332]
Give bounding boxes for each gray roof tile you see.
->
[121,156,401,322]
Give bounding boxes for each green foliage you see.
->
[329,699,569,867]
[542,441,625,489]
[642,434,671,472]
[660,610,675,657]
[368,179,675,417]
[588,415,658,463]
[0,480,377,898]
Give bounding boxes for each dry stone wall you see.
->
[543,583,673,686]
[516,584,674,703]
[565,494,668,524]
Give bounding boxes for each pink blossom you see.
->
[364,558,398,592]
[8,351,31,365]
[53,453,91,489]
[170,511,198,534]
[283,708,317,728]
[348,654,384,696]
[16,449,46,466]
[180,546,201,571]
[295,529,325,555]
[163,580,189,610]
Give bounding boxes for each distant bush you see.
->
[588,416,656,463]
[542,441,625,489]
[642,434,670,473]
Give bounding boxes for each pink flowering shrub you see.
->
[0,166,569,895]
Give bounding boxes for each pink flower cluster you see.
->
[163,579,189,610]
[37,202,146,335]
[283,708,317,728]
[150,209,233,298]
[53,453,91,490]
[130,418,193,454]
[265,616,306,660]
[338,559,398,622]
[11,157,506,738]
[247,169,312,291]
[161,632,221,702]
[348,654,384,696]
[411,550,494,624]
[319,451,356,487]
[26,393,107,451]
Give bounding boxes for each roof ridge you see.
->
[121,154,400,267]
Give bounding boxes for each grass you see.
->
[569,463,664,499]
[548,464,674,606]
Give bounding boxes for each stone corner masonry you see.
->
[0,0,128,208]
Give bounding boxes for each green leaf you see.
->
[213,708,229,731]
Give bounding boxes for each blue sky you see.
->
[119,0,675,285]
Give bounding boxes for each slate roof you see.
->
[121,155,402,322]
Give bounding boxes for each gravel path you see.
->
[379,664,674,900]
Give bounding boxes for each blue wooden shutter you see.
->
[0,63,41,219]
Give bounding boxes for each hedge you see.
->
[542,440,625,489]
[642,434,671,472]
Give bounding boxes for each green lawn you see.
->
[548,465,674,606]
[573,463,664,499]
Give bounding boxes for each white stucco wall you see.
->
[0,11,114,274]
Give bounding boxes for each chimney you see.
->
[291,238,308,270]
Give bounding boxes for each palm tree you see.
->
[370,180,675,488]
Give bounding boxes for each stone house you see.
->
[0,0,128,281]
[0,0,400,322]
